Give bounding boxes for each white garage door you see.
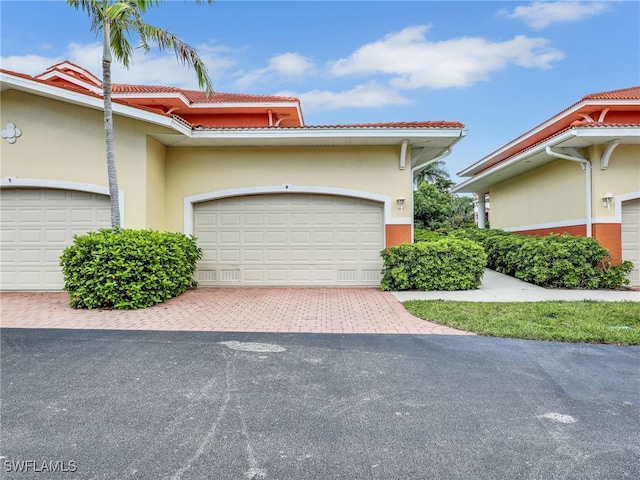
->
[621,199,640,287]
[194,194,384,286]
[0,188,111,290]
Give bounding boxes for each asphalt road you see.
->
[1,328,639,480]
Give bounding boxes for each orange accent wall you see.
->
[512,222,623,263]
[385,224,411,247]
[515,225,586,237]
[593,223,622,262]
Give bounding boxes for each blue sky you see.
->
[1,1,639,181]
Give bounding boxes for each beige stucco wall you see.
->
[589,144,640,218]
[0,89,172,229]
[145,137,167,230]
[2,89,415,235]
[164,146,413,232]
[489,159,586,229]
[489,144,640,229]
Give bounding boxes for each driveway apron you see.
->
[0,288,471,335]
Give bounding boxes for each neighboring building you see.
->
[0,62,466,290]
[453,87,640,286]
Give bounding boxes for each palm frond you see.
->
[137,22,214,93]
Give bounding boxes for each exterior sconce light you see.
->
[397,195,405,211]
[602,193,614,209]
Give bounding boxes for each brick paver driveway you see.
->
[0,288,471,335]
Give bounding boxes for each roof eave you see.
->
[1,71,176,129]
[451,126,640,194]
[457,97,640,177]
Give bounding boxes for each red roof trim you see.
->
[2,63,465,132]
[473,123,639,176]
[459,86,640,177]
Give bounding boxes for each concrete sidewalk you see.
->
[392,269,640,302]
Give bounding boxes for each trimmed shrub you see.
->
[380,238,487,291]
[413,228,446,243]
[60,229,202,309]
[452,229,633,289]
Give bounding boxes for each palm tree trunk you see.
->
[102,24,121,229]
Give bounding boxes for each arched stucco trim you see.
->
[0,177,126,226]
[183,185,410,235]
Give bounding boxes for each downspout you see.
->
[545,146,592,238]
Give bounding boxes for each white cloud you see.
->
[234,52,314,88]
[0,54,64,75]
[269,52,314,76]
[1,41,237,90]
[277,82,412,113]
[331,26,565,89]
[500,1,611,29]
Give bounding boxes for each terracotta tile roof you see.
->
[287,121,465,129]
[474,121,640,175]
[190,120,465,130]
[582,86,640,100]
[113,84,300,104]
[570,120,640,127]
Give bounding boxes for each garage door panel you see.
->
[268,213,287,225]
[19,230,43,243]
[194,194,384,286]
[45,209,69,223]
[219,249,241,262]
[70,208,96,223]
[220,231,241,244]
[220,213,241,225]
[267,249,287,262]
[622,199,640,287]
[244,213,264,225]
[20,209,44,223]
[243,250,264,262]
[266,231,287,244]
[19,249,43,263]
[243,231,264,244]
[0,188,110,290]
[290,231,311,244]
[290,249,313,262]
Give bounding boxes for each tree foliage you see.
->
[413,181,452,230]
[66,0,214,228]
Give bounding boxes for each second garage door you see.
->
[621,198,640,287]
[194,194,384,286]
[0,188,111,290]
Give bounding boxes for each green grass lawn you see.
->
[403,300,640,345]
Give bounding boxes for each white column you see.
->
[476,194,486,229]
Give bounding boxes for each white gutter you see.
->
[545,146,593,237]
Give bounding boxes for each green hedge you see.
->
[60,229,202,309]
[380,238,487,291]
[452,229,633,289]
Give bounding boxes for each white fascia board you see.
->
[457,98,640,177]
[187,101,301,110]
[572,126,640,138]
[1,72,178,130]
[47,61,102,85]
[36,70,102,95]
[189,101,304,125]
[190,127,465,141]
[112,91,191,106]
